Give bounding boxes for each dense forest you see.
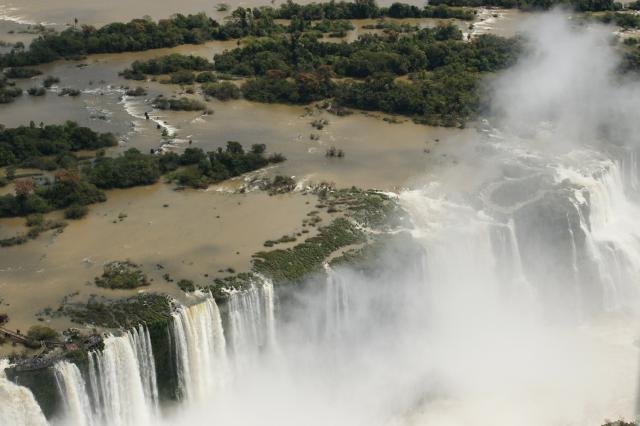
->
[0,121,117,168]
[118,23,519,124]
[212,26,520,124]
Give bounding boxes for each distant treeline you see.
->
[0,1,474,68]
[429,0,621,11]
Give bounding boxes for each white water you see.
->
[51,326,158,426]
[172,293,229,403]
[226,276,277,372]
[87,330,157,426]
[324,263,352,341]
[54,361,93,426]
[0,359,48,426]
[21,141,640,426]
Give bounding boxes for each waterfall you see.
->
[52,326,158,426]
[226,276,277,372]
[0,359,48,426]
[556,156,640,312]
[128,325,159,414]
[86,330,157,426]
[172,294,229,403]
[54,361,93,426]
[324,264,351,341]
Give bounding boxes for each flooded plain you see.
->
[0,2,523,339]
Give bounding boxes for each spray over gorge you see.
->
[1,2,640,425]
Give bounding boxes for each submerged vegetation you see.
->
[0,76,23,103]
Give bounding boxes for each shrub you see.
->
[27,325,59,341]
[59,87,81,97]
[267,153,286,163]
[125,86,147,96]
[95,260,150,289]
[4,67,42,79]
[202,81,240,100]
[85,148,161,189]
[27,86,46,96]
[64,203,89,219]
[42,76,60,88]
[177,279,196,292]
[153,96,206,111]
[25,213,44,227]
[195,71,217,83]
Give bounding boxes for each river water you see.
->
[1,5,638,426]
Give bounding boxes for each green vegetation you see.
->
[320,187,405,227]
[64,203,89,219]
[273,0,474,20]
[153,96,207,111]
[0,133,283,218]
[253,217,365,283]
[167,142,286,188]
[362,19,420,33]
[202,81,241,100]
[27,86,46,96]
[0,121,116,168]
[0,76,22,103]
[177,279,196,292]
[213,27,519,124]
[597,11,640,28]
[64,294,172,328]
[84,148,161,189]
[4,67,42,79]
[0,218,67,247]
[428,0,621,11]
[42,75,59,88]
[265,174,297,194]
[121,54,213,80]
[0,171,105,218]
[94,260,150,289]
[58,87,81,97]
[0,1,487,68]
[308,19,355,37]
[125,86,147,96]
[26,325,59,341]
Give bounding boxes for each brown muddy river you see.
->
[0,2,523,339]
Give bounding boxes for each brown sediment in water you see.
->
[0,183,321,339]
[0,6,520,344]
